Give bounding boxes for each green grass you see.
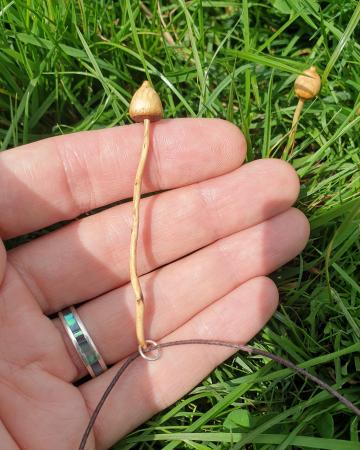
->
[1,0,360,449]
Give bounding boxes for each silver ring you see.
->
[138,339,161,361]
[59,306,107,377]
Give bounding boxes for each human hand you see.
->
[0,119,309,450]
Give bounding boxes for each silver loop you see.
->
[138,339,161,361]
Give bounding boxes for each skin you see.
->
[0,118,309,450]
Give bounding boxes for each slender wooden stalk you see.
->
[283,98,304,160]
[130,118,150,349]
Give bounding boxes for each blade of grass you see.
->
[122,432,360,449]
[178,0,206,112]
[262,70,274,157]
[322,2,360,84]
[125,0,151,81]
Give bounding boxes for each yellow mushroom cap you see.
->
[129,81,163,122]
[294,66,321,100]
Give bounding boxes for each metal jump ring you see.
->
[138,339,161,361]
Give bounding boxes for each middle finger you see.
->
[8,159,299,314]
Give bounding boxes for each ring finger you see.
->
[54,207,309,382]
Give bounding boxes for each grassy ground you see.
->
[1,0,360,449]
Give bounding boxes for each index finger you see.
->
[0,119,245,239]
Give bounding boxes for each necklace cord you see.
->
[79,338,360,450]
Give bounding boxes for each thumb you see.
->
[0,239,6,285]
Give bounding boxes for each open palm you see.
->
[0,119,309,450]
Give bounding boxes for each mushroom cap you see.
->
[129,81,163,122]
[294,66,321,100]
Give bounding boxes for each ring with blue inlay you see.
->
[59,306,107,378]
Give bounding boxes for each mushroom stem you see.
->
[130,118,150,349]
[283,97,304,160]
